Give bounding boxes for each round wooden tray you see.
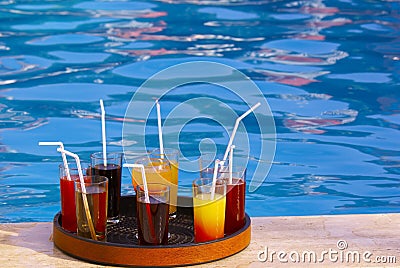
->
[53,195,251,267]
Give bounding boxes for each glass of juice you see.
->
[59,162,90,233]
[132,157,172,194]
[217,167,246,235]
[192,178,227,243]
[151,148,179,218]
[136,183,170,245]
[199,165,247,235]
[75,175,108,241]
[91,152,123,224]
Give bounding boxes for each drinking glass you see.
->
[136,183,170,245]
[198,160,247,235]
[75,175,108,241]
[151,148,179,218]
[91,152,123,223]
[217,167,246,235]
[59,161,90,233]
[132,157,172,193]
[192,178,226,243]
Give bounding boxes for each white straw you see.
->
[100,99,107,166]
[57,148,97,241]
[38,141,71,181]
[229,145,235,184]
[222,102,261,164]
[123,163,150,203]
[210,159,220,200]
[156,99,164,159]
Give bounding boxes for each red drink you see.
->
[60,175,78,232]
[136,196,169,245]
[224,178,245,235]
[59,162,90,233]
[136,183,170,245]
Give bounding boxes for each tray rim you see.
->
[53,195,251,266]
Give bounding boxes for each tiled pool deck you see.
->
[1,213,399,267]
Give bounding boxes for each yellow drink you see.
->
[193,193,226,243]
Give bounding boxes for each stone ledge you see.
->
[1,213,399,267]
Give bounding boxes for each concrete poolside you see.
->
[0,213,399,267]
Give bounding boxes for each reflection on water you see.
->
[0,0,399,221]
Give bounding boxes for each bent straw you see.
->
[229,145,235,185]
[156,99,164,159]
[123,163,150,203]
[38,141,71,181]
[210,159,220,200]
[221,102,261,165]
[100,99,107,166]
[57,148,97,241]
[123,163,156,242]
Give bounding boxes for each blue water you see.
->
[1,0,400,222]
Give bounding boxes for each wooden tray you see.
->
[53,195,251,267]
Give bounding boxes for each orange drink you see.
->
[132,157,172,199]
[151,148,179,217]
[132,158,171,186]
[192,178,226,243]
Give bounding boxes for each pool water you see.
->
[1,0,400,222]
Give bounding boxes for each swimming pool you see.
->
[1,0,399,222]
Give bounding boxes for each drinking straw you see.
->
[100,99,107,166]
[123,163,150,203]
[221,102,261,164]
[123,163,156,242]
[38,141,71,181]
[228,145,235,185]
[210,159,220,200]
[57,148,97,241]
[155,99,164,159]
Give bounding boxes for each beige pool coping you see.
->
[0,213,399,267]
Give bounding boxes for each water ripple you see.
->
[0,0,399,221]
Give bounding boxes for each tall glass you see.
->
[59,162,90,233]
[151,148,179,218]
[192,178,226,243]
[132,157,172,193]
[136,183,170,245]
[75,175,108,241]
[198,165,246,235]
[218,167,246,235]
[91,152,122,223]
